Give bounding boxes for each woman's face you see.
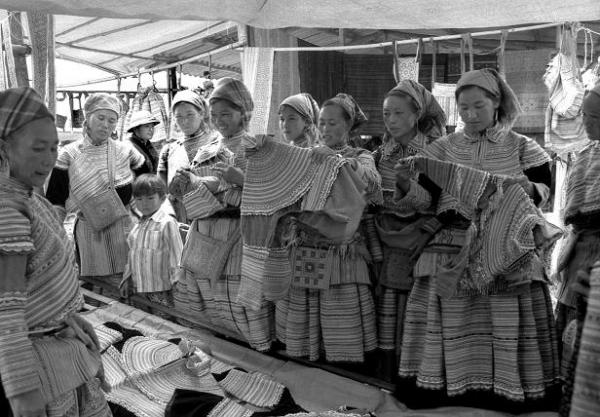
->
[134,123,156,141]
[279,105,308,143]
[457,86,499,134]
[5,118,58,188]
[210,100,244,137]
[383,95,418,144]
[87,109,118,143]
[318,105,351,148]
[174,103,203,137]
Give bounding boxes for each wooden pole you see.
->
[9,12,28,87]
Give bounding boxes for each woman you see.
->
[396,69,560,412]
[126,109,161,174]
[158,89,219,223]
[276,93,381,363]
[173,77,274,352]
[278,93,321,148]
[47,93,145,294]
[373,80,445,374]
[555,83,600,416]
[0,87,110,417]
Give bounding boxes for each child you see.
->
[121,174,183,312]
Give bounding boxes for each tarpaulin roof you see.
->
[3,0,600,30]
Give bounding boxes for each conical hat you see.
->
[126,110,160,132]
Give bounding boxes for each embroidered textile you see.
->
[563,141,600,224]
[83,93,120,119]
[0,87,53,139]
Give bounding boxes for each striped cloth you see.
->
[0,86,53,138]
[570,261,600,417]
[563,141,600,224]
[124,206,183,293]
[0,176,85,398]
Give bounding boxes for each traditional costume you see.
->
[396,69,561,412]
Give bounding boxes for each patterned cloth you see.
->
[0,87,53,139]
[385,80,446,140]
[563,141,600,225]
[171,89,208,113]
[0,176,110,416]
[570,261,600,417]
[123,205,183,293]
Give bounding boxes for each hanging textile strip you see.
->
[431,39,437,85]
[460,37,466,74]
[0,11,17,88]
[498,30,509,77]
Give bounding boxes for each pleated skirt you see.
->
[398,275,560,402]
[275,283,377,362]
[182,217,274,352]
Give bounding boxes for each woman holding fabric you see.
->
[158,89,219,223]
[372,80,445,375]
[172,77,274,352]
[554,83,600,415]
[275,93,381,364]
[47,93,145,293]
[0,87,110,417]
[278,93,321,148]
[396,69,560,412]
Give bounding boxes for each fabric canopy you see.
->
[2,0,599,30]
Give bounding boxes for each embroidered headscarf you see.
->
[83,93,120,120]
[172,89,208,114]
[324,93,368,133]
[0,87,54,176]
[456,68,521,130]
[210,77,254,123]
[279,93,321,146]
[0,87,54,140]
[386,79,447,140]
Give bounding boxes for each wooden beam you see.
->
[56,41,150,60]
[55,17,100,37]
[66,20,155,44]
[9,12,29,87]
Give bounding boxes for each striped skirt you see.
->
[398,275,560,401]
[276,283,377,362]
[75,214,131,277]
[182,217,274,352]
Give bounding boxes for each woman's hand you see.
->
[169,169,191,197]
[61,313,101,352]
[394,161,413,193]
[310,146,337,164]
[201,176,221,193]
[212,163,244,186]
[8,389,47,417]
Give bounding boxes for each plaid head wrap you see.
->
[210,77,254,116]
[456,68,521,129]
[83,93,121,119]
[172,89,208,114]
[0,87,54,140]
[326,93,367,132]
[386,79,447,139]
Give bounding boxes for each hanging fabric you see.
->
[460,37,466,74]
[0,10,17,89]
[72,93,85,128]
[393,40,420,83]
[430,39,437,85]
[27,11,56,113]
[392,40,401,83]
[242,46,275,135]
[543,24,589,156]
[463,33,474,72]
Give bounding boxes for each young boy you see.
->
[121,174,183,312]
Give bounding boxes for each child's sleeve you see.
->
[165,219,184,285]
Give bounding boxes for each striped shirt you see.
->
[124,206,183,293]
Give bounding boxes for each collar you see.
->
[178,125,209,144]
[141,205,169,223]
[381,131,427,160]
[463,124,505,144]
[0,175,33,197]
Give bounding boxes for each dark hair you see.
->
[132,174,167,198]
[321,99,352,122]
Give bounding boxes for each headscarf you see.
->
[83,93,120,120]
[210,77,254,119]
[0,87,54,140]
[455,68,521,129]
[171,89,208,114]
[583,82,600,120]
[280,93,321,146]
[0,87,54,176]
[386,79,446,140]
[324,93,367,132]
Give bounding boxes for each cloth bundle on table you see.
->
[237,139,378,362]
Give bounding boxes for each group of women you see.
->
[2,66,600,416]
